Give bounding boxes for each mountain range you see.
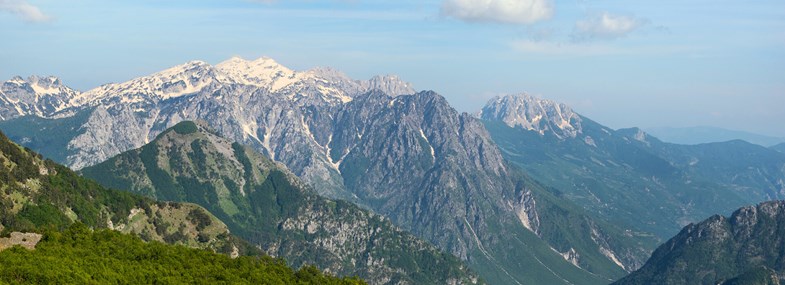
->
[0,57,651,284]
[1,56,783,284]
[645,126,785,147]
[480,94,785,240]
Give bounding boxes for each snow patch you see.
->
[30,84,59,95]
[7,77,25,85]
[324,134,342,170]
[261,121,275,161]
[419,128,435,160]
[301,116,315,143]
[242,120,261,145]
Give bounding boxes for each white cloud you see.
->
[441,0,554,25]
[572,12,645,41]
[0,0,51,23]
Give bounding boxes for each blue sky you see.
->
[1,0,784,137]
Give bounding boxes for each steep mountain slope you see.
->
[2,59,649,284]
[0,130,251,255]
[327,91,651,279]
[482,94,785,239]
[82,114,647,285]
[81,121,481,285]
[614,201,785,285]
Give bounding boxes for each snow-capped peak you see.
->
[215,56,301,91]
[155,60,210,79]
[0,75,81,118]
[75,60,218,105]
[480,93,583,139]
[363,74,415,96]
[6,76,27,86]
[2,56,418,117]
[2,75,76,97]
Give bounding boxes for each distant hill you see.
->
[645,126,785,147]
[772,143,785,154]
[614,201,785,285]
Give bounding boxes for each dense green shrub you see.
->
[0,223,366,285]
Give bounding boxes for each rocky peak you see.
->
[615,200,785,285]
[616,127,659,147]
[0,75,80,118]
[362,74,416,97]
[28,75,63,90]
[75,60,218,105]
[480,93,582,139]
[5,76,26,85]
[215,56,299,90]
[2,75,75,95]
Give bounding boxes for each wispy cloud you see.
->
[571,12,646,42]
[0,0,51,23]
[511,40,621,56]
[441,0,553,25]
[511,39,704,57]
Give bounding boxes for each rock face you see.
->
[2,58,645,285]
[329,90,509,259]
[81,121,481,285]
[479,94,582,139]
[614,201,785,285]
[0,76,78,119]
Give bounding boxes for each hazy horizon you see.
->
[2,0,783,137]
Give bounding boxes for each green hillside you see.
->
[0,223,363,284]
[0,129,256,255]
